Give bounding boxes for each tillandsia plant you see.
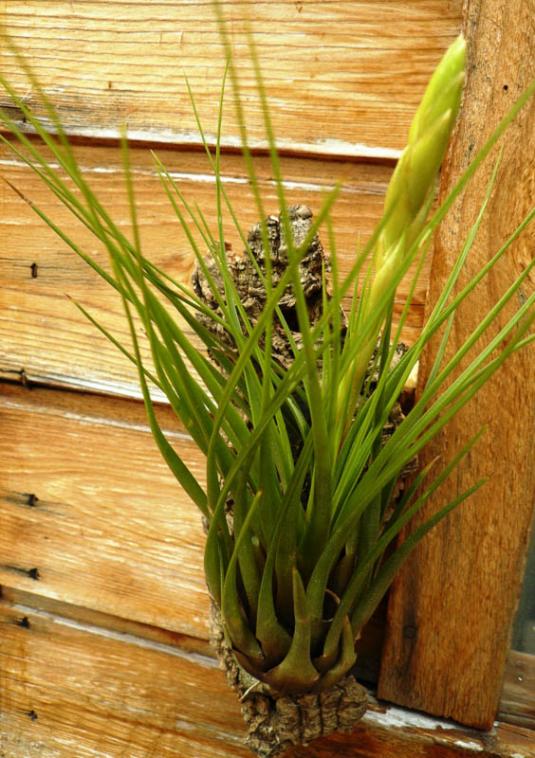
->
[1,10,534,756]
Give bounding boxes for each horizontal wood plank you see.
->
[1,597,534,758]
[0,599,248,758]
[0,383,210,639]
[0,1,461,156]
[0,586,215,659]
[0,384,383,681]
[0,142,426,398]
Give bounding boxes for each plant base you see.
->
[209,604,368,757]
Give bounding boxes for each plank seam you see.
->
[7,601,217,670]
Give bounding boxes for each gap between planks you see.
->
[0,378,186,437]
[0,585,213,660]
[2,141,429,400]
[0,119,402,166]
[1,587,533,758]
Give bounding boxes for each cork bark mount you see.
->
[210,604,368,758]
[192,204,331,368]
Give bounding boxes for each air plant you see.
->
[1,11,534,757]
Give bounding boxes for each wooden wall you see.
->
[2,2,532,756]
[0,1,460,392]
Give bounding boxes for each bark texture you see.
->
[209,603,368,758]
[192,204,331,368]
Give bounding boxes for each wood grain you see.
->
[378,0,535,730]
[3,382,532,748]
[1,586,214,659]
[0,142,428,397]
[0,384,384,680]
[1,0,532,746]
[1,597,533,758]
[499,650,535,730]
[0,1,462,157]
[0,599,248,758]
[0,383,210,640]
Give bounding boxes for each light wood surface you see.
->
[2,377,533,752]
[1,0,533,750]
[0,383,210,639]
[0,143,427,397]
[378,0,535,730]
[1,593,533,758]
[0,599,248,758]
[0,1,462,156]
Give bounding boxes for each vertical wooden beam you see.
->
[378,0,535,730]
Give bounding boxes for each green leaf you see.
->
[263,567,320,693]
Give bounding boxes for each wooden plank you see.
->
[499,650,535,730]
[0,383,210,639]
[0,586,214,659]
[2,383,532,748]
[0,384,384,678]
[0,599,249,758]
[0,1,462,157]
[0,142,427,398]
[1,599,534,758]
[378,0,535,730]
